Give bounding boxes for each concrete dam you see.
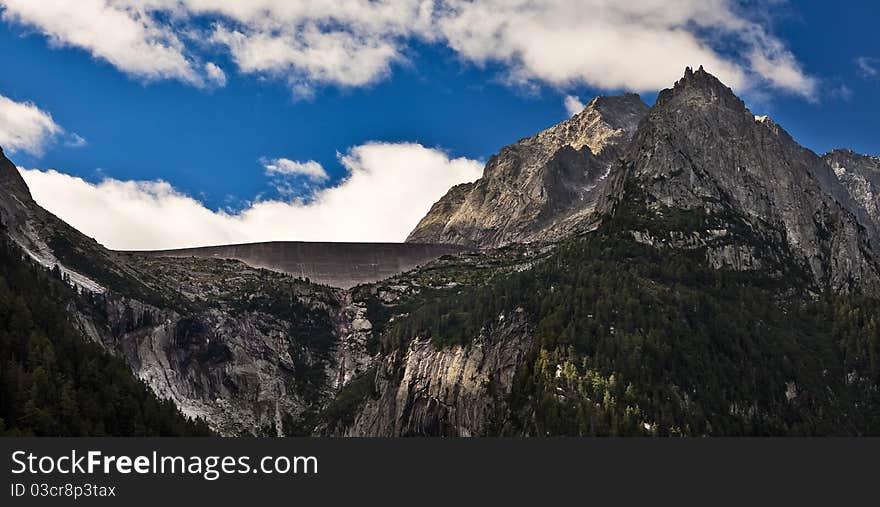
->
[136,241,469,289]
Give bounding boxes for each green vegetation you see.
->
[318,368,378,434]
[48,232,188,311]
[0,233,211,436]
[368,188,880,436]
[351,242,549,353]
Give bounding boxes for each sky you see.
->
[0,0,877,250]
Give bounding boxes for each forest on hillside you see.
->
[368,194,880,436]
[0,230,211,436]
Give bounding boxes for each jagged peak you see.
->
[655,66,745,112]
[675,65,721,88]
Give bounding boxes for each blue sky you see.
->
[0,1,877,249]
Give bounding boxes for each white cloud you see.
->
[65,133,88,148]
[204,62,227,87]
[744,28,818,99]
[19,142,483,250]
[0,94,63,155]
[437,0,746,92]
[563,95,585,117]
[0,0,204,86]
[857,57,878,78]
[0,0,818,98]
[210,25,400,95]
[262,158,328,181]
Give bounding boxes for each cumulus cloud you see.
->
[0,93,64,155]
[0,0,818,98]
[438,0,746,92]
[0,0,204,86]
[19,142,483,250]
[210,25,400,95]
[563,95,585,117]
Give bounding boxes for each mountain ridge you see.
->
[2,67,880,436]
[409,66,880,294]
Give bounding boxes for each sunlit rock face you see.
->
[407,94,650,248]
[136,241,469,289]
[823,149,880,234]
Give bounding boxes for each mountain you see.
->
[407,68,880,295]
[407,93,650,248]
[0,152,210,435]
[2,67,879,436]
[611,66,880,294]
[0,148,368,435]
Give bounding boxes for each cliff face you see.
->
[339,314,532,437]
[613,67,880,293]
[823,149,880,233]
[89,256,357,436]
[407,94,650,248]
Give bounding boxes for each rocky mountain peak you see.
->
[406,92,649,247]
[654,65,746,113]
[617,67,880,293]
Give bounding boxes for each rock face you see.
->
[138,241,468,289]
[0,150,371,435]
[407,94,650,248]
[823,149,880,232]
[612,67,880,293]
[0,149,131,294]
[340,314,532,437]
[92,257,353,436]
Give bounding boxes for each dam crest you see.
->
[134,241,468,289]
